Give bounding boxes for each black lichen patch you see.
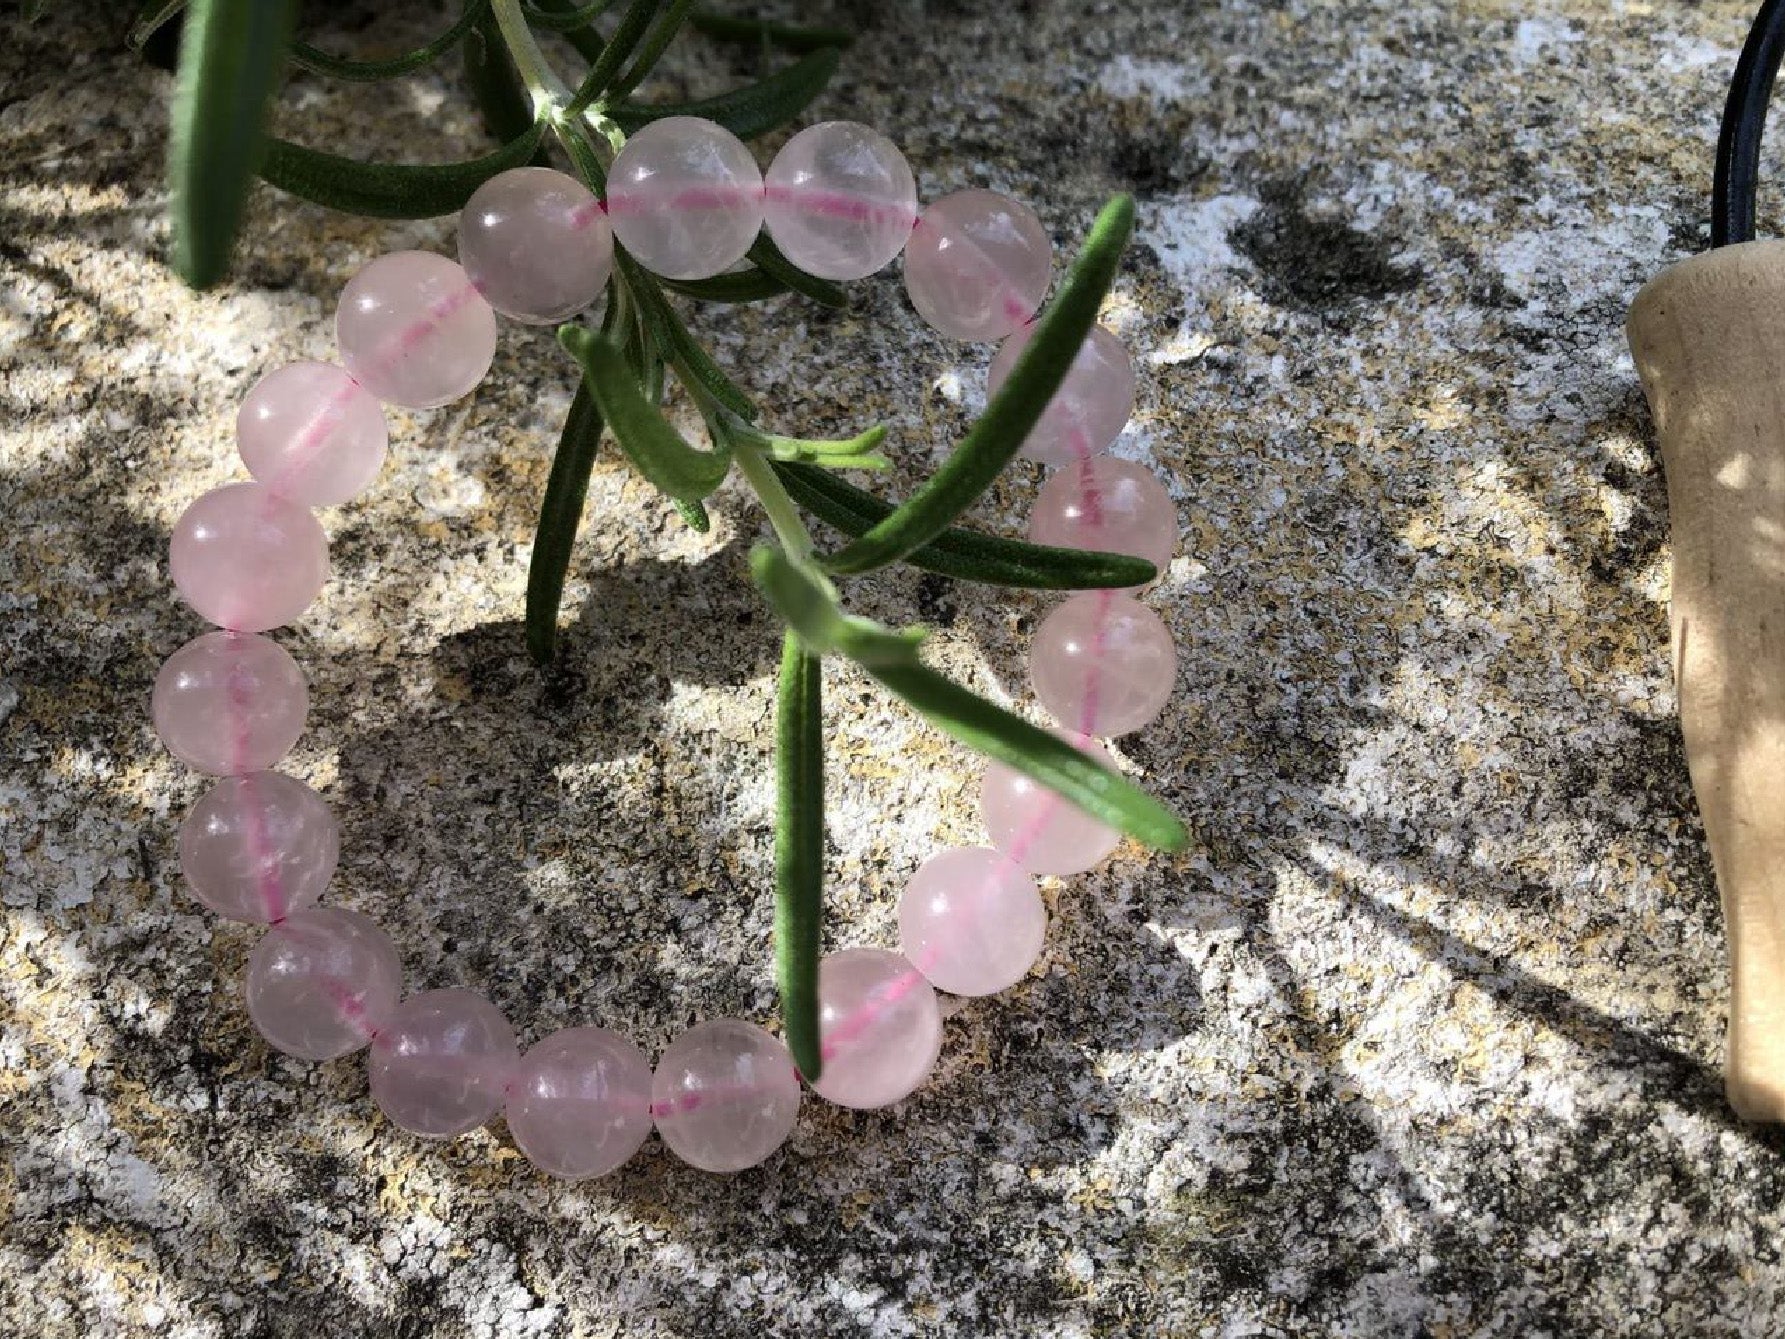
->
[1230,181,1422,314]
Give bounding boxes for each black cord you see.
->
[1714,0,1785,246]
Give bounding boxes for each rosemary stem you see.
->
[736,441,817,562]
[488,0,573,114]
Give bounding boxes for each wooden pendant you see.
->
[1629,239,1785,1121]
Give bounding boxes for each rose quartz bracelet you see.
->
[150,117,1180,1179]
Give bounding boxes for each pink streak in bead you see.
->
[606,117,764,281]
[246,907,402,1061]
[982,729,1123,877]
[763,122,917,280]
[899,846,1046,997]
[809,948,942,1110]
[239,363,388,507]
[180,771,338,923]
[763,182,917,228]
[506,1026,654,1180]
[651,1018,800,1173]
[1031,591,1177,737]
[153,630,309,776]
[903,189,1052,341]
[336,251,497,410]
[369,988,520,1138]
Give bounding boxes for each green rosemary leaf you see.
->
[618,257,758,420]
[554,115,609,195]
[738,422,888,469]
[522,0,615,32]
[750,547,925,669]
[525,378,605,664]
[464,12,548,152]
[690,10,854,53]
[559,324,732,502]
[259,124,546,218]
[168,0,296,288]
[288,1,487,82]
[823,194,1136,576]
[775,630,825,1080]
[565,0,657,114]
[605,0,697,102]
[747,235,848,308]
[675,498,712,532]
[866,660,1189,853]
[772,460,1158,589]
[608,44,842,142]
[129,0,186,48]
[658,267,789,303]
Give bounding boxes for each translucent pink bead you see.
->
[607,117,764,281]
[369,988,519,1138]
[506,1027,653,1180]
[151,631,308,776]
[236,362,388,506]
[652,1019,800,1173]
[982,730,1122,876]
[903,189,1051,341]
[898,847,1047,997]
[458,167,614,324]
[989,323,1135,465]
[336,251,497,409]
[245,907,402,1060]
[763,121,917,281]
[810,948,942,1110]
[1028,457,1176,590]
[180,772,337,922]
[169,482,329,632]
[1031,591,1177,736]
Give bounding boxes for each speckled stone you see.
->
[5,3,1784,1337]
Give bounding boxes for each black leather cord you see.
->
[1714,0,1785,246]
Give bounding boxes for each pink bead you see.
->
[1027,457,1176,590]
[335,251,497,409]
[1031,591,1177,736]
[652,1019,800,1173]
[245,907,402,1060]
[169,482,329,632]
[369,988,519,1138]
[151,631,308,776]
[903,189,1051,341]
[607,117,764,281]
[982,730,1123,876]
[506,1027,654,1180]
[763,121,917,281]
[180,772,337,922]
[458,167,614,324]
[810,948,942,1110]
[989,323,1135,465]
[236,362,388,506]
[898,847,1047,997]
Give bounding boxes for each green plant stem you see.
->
[489,0,572,112]
[734,440,816,561]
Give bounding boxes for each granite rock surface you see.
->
[4,1,1784,1335]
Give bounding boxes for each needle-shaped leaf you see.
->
[823,193,1135,575]
[559,324,732,502]
[464,12,548,151]
[772,460,1158,589]
[747,235,848,308]
[739,422,888,470]
[750,547,925,668]
[526,378,605,664]
[288,1,487,82]
[690,10,854,53]
[565,0,658,113]
[619,257,757,419]
[775,630,825,1079]
[609,44,842,141]
[865,659,1189,852]
[658,266,791,304]
[259,124,546,218]
[129,0,186,47]
[605,0,697,102]
[675,499,712,532]
[522,0,616,31]
[167,0,296,288]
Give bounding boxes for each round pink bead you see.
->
[236,362,388,507]
[180,772,338,922]
[810,948,942,1110]
[245,907,402,1060]
[1031,591,1177,736]
[763,121,917,281]
[903,189,1052,341]
[899,847,1047,997]
[506,1027,654,1180]
[652,1019,800,1173]
[982,730,1122,876]
[1027,457,1176,590]
[989,323,1135,465]
[458,167,614,324]
[169,482,329,632]
[369,989,519,1138]
[152,631,308,776]
[607,117,764,281]
[336,251,497,409]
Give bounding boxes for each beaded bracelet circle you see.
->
[150,115,1180,1179]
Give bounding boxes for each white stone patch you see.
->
[1140,194,1261,296]
[1096,54,1207,103]
[1511,16,1583,67]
